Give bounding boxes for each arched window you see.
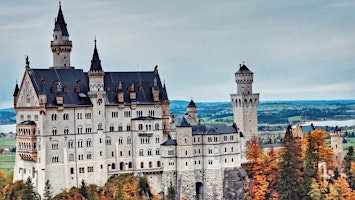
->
[52,140,59,150]
[86,139,92,147]
[138,124,143,130]
[106,136,112,145]
[156,148,160,155]
[78,139,83,148]
[139,149,144,156]
[69,154,74,161]
[112,163,116,170]
[148,149,152,156]
[120,162,124,170]
[98,123,102,130]
[68,140,74,149]
[157,161,161,167]
[140,162,144,168]
[127,136,132,144]
[155,123,159,130]
[128,162,132,168]
[64,127,69,135]
[149,161,152,168]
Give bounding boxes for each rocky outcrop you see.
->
[223,167,248,200]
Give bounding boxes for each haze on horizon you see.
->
[1,0,355,109]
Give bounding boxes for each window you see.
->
[69,154,74,161]
[109,125,114,132]
[87,166,94,172]
[124,111,131,117]
[120,151,123,157]
[140,162,144,168]
[231,147,234,152]
[87,152,92,160]
[148,149,152,156]
[230,135,234,140]
[52,140,59,150]
[127,136,132,144]
[208,137,212,142]
[112,151,114,157]
[52,156,59,163]
[112,111,118,118]
[148,110,155,116]
[77,113,82,119]
[68,140,74,149]
[224,136,227,141]
[86,139,92,147]
[112,163,116,170]
[98,123,102,130]
[77,126,83,134]
[118,137,123,144]
[51,114,57,121]
[34,115,38,121]
[152,122,159,130]
[70,167,74,174]
[149,161,152,168]
[118,124,123,131]
[64,127,69,135]
[138,124,143,130]
[155,136,160,143]
[78,139,83,148]
[137,110,143,117]
[85,113,91,119]
[156,148,160,155]
[86,126,92,133]
[79,167,84,173]
[168,150,175,155]
[214,137,218,142]
[106,137,111,145]
[128,162,132,168]
[157,161,161,167]
[139,149,144,156]
[127,124,131,131]
[185,150,188,156]
[78,154,84,160]
[63,113,69,120]
[52,128,57,135]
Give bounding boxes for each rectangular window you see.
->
[70,167,74,174]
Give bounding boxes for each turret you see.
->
[88,39,105,94]
[330,126,343,169]
[50,2,73,68]
[186,100,198,125]
[235,64,254,95]
[13,82,19,108]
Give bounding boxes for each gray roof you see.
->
[132,116,159,120]
[192,124,237,135]
[161,139,177,146]
[90,42,102,71]
[176,117,191,127]
[19,120,36,125]
[236,64,253,74]
[54,4,69,36]
[188,100,197,107]
[27,67,168,107]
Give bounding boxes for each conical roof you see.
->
[54,2,69,36]
[236,64,252,74]
[90,40,103,71]
[13,83,19,96]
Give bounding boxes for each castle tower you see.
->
[186,100,198,125]
[230,64,259,158]
[50,2,73,68]
[331,126,343,170]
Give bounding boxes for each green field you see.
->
[0,153,15,176]
[0,138,16,149]
[0,138,16,176]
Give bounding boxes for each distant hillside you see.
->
[1,100,355,128]
[171,100,355,128]
[0,108,15,125]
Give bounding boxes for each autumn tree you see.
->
[302,129,334,199]
[277,125,303,200]
[325,177,354,200]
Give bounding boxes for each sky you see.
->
[0,0,355,108]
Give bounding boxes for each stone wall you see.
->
[223,167,248,200]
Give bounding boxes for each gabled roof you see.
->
[28,68,92,107]
[27,67,169,107]
[54,3,69,36]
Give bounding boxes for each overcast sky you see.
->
[0,0,354,108]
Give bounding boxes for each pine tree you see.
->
[344,146,355,189]
[167,181,176,200]
[43,179,53,200]
[23,177,40,200]
[79,179,88,199]
[277,125,302,200]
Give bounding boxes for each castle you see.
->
[13,4,259,199]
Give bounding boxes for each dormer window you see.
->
[51,87,56,93]
[75,87,80,93]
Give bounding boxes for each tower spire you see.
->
[51,2,72,68]
[90,38,103,71]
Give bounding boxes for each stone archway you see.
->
[196,182,203,200]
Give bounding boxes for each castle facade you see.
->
[13,4,258,199]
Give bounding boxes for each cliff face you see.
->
[223,167,248,200]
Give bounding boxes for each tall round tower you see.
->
[186,100,198,125]
[230,63,259,158]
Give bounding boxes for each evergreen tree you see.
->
[344,146,355,188]
[277,125,302,200]
[43,179,53,200]
[79,179,88,198]
[23,177,40,200]
[167,181,176,200]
